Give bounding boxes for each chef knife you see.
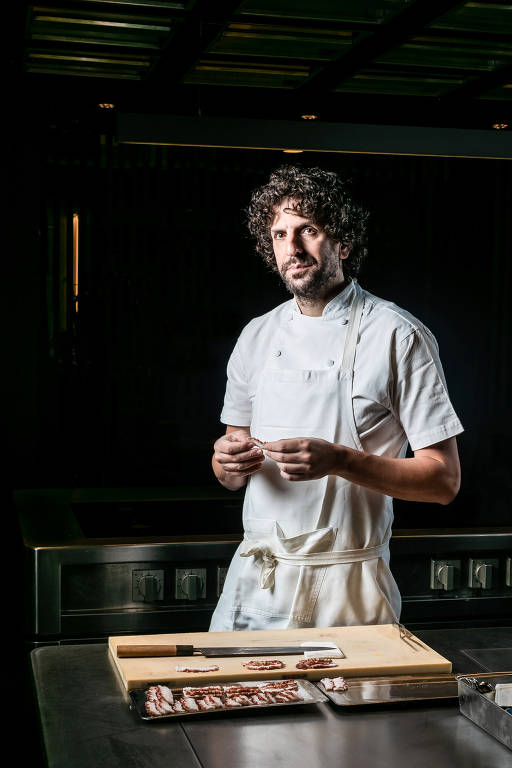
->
[116,644,340,658]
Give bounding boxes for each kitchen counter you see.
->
[31,627,511,768]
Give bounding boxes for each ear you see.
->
[339,244,351,260]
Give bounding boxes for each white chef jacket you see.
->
[221,281,463,467]
[210,281,464,632]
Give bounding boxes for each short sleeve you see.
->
[220,338,252,426]
[391,328,463,451]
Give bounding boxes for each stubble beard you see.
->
[279,258,340,301]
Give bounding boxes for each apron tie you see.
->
[240,539,390,590]
[240,543,278,589]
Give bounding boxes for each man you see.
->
[210,165,462,632]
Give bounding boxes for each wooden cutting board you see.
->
[108,625,452,691]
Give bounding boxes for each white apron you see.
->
[210,281,402,631]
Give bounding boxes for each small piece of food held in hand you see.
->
[243,659,285,670]
[248,437,267,450]
[296,657,337,669]
[175,664,220,672]
[320,677,348,692]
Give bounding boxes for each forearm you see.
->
[211,455,248,491]
[334,444,460,504]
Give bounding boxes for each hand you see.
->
[264,437,341,482]
[213,430,264,480]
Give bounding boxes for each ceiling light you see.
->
[283,149,303,153]
[98,103,115,109]
[301,114,318,120]
[492,123,508,130]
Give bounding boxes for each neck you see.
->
[295,279,348,317]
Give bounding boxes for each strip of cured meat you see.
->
[250,694,268,705]
[223,685,261,696]
[146,689,171,714]
[243,659,285,670]
[320,676,348,691]
[235,694,253,706]
[261,680,298,690]
[259,691,276,703]
[183,686,223,698]
[273,692,293,703]
[180,697,199,712]
[156,685,174,705]
[145,700,163,716]
[296,657,337,669]
[224,696,243,708]
[197,698,216,711]
[175,664,219,672]
[205,695,224,709]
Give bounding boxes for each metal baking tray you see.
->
[316,673,459,707]
[130,679,328,721]
[457,673,512,750]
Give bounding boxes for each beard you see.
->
[278,257,340,301]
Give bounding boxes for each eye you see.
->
[302,226,317,235]
[272,231,285,239]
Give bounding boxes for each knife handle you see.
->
[116,644,194,658]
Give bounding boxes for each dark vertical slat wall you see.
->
[12,139,512,528]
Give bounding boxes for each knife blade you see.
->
[116,644,339,658]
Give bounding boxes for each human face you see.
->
[270,198,348,305]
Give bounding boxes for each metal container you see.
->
[130,679,327,720]
[318,673,458,707]
[457,674,512,750]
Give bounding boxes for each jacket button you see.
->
[275,350,282,357]
[327,359,335,366]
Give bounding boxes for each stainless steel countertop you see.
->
[31,627,512,768]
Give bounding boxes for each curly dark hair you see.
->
[246,165,369,281]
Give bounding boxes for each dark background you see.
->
[8,5,510,763]
[6,110,511,529]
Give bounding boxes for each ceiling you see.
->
[15,1,512,129]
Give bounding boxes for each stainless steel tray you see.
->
[457,673,512,750]
[317,673,459,707]
[130,679,328,721]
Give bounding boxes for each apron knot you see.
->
[240,542,278,589]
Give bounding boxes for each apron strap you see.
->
[240,539,389,590]
[341,280,365,373]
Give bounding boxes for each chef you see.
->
[209,165,463,632]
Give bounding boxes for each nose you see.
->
[284,232,303,258]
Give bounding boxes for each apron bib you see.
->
[210,282,401,631]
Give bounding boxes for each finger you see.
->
[276,462,307,474]
[267,451,302,463]
[264,439,301,453]
[223,458,264,473]
[218,444,263,459]
[216,448,263,464]
[280,470,309,482]
[219,442,251,456]
[229,462,264,477]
